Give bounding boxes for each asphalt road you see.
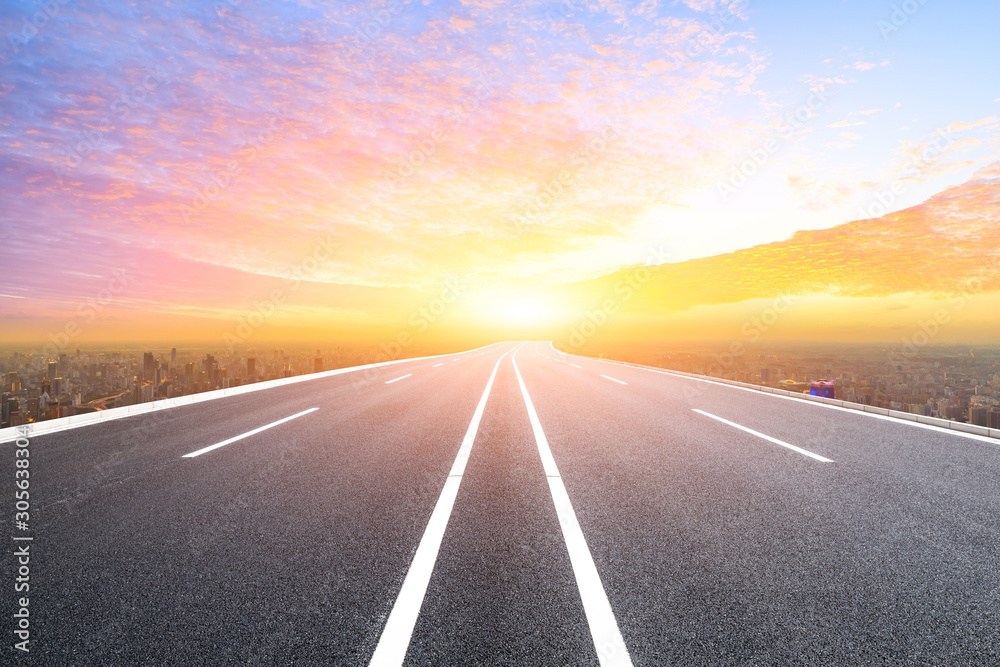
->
[4,341,1000,665]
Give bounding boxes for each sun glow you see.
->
[470,291,564,328]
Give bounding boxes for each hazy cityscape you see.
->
[570,342,1000,429]
[4,341,1000,430]
[0,343,403,428]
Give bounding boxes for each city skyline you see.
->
[4,340,999,431]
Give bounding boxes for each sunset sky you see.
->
[1,0,998,349]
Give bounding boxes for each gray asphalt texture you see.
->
[3,341,1000,665]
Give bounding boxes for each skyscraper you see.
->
[969,406,989,427]
[143,352,155,381]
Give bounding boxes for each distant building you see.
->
[26,397,39,421]
[969,406,989,427]
[1,393,11,428]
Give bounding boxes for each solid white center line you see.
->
[432,363,444,368]
[512,348,634,667]
[600,375,627,385]
[369,344,519,667]
[183,408,319,458]
[385,374,412,384]
[569,363,581,368]
[692,409,834,463]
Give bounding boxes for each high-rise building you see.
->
[171,348,177,365]
[969,406,989,427]
[314,357,323,373]
[47,361,58,380]
[1,393,10,428]
[143,352,156,381]
[6,396,21,427]
[247,358,256,379]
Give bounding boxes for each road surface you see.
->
[4,341,1000,664]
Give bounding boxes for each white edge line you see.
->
[385,374,413,384]
[599,375,627,385]
[512,347,634,667]
[549,342,1000,446]
[0,342,508,444]
[368,343,519,667]
[183,408,319,458]
[692,409,833,463]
